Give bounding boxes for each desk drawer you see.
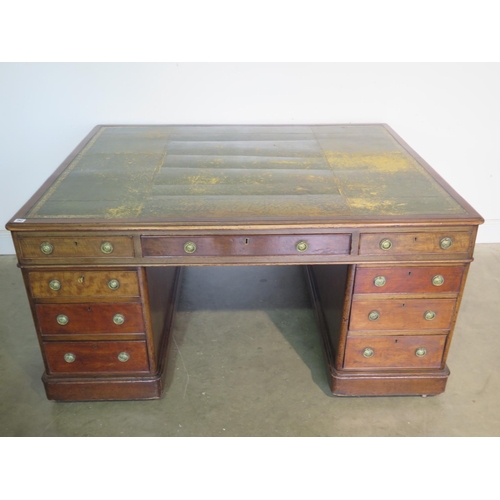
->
[29,270,140,298]
[353,266,465,295]
[19,236,134,259]
[344,335,446,369]
[359,231,471,256]
[349,298,455,331]
[141,234,351,257]
[43,340,149,374]
[36,303,144,335]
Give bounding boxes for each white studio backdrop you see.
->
[1,62,499,254]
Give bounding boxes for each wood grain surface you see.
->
[344,335,446,369]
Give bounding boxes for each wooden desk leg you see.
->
[305,265,450,397]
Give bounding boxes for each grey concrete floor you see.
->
[1,244,499,437]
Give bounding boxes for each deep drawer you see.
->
[344,335,447,369]
[43,340,149,374]
[349,298,456,331]
[19,236,134,259]
[359,231,471,256]
[29,270,140,298]
[353,266,465,295]
[141,234,351,257]
[36,303,145,334]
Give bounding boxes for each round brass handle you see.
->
[57,314,69,326]
[368,310,380,321]
[113,313,125,325]
[363,347,374,358]
[117,352,130,362]
[432,275,445,287]
[424,310,436,321]
[101,241,114,254]
[415,347,427,357]
[380,238,392,250]
[373,276,386,287]
[49,279,61,291]
[40,242,54,255]
[296,241,308,252]
[64,353,76,363]
[440,237,452,250]
[108,279,120,290]
[184,241,197,254]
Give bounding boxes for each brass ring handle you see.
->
[184,241,197,254]
[424,310,436,321]
[380,238,392,250]
[113,314,125,325]
[296,241,308,252]
[117,352,130,362]
[49,280,61,291]
[415,348,427,357]
[40,242,54,255]
[57,314,69,326]
[432,275,445,287]
[363,347,374,358]
[440,237,452,250]
[373,276,386,287]
[64,353,76,363]
[368,310,380,321]
[108,279,120,290]
[101,241,114,254]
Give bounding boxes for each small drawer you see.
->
[353,266,465,295]
[36,303,144,335]
[344,335,447,369]
[19,236,134,259]
[43,340,149,374]
[29,270,140,299]
[359,232,471,256]
[141,234,351,258]
[349,298,456,331]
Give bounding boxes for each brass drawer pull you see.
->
[363,347,374,358]
[57,314,69,325]
[415,347,427,357]
[108,279,120,290]
[64,353,76,363]
[432,275,445,286]
[440,237,452,250]
[424,310,436,321]
[373,276,386,287]
[101,241,114,254]
[40,242,54,255]
[113,314,125,325]
[368,310,380,321]
[379,238,392,250]
[117,352,130,362]
[49,279,61,291]
[296,241,308,252]
[184,241,197,254]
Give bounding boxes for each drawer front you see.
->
[353,266,465,295]
[20,236,134,259]
[43,340,149,373]
[29,270,140,298]
[141,234,351,257]
[37,303,144,334]
[344,335,446,369]
[359,232,471,256]
[349,298,455,331]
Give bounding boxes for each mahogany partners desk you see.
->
[6,124,483,401]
